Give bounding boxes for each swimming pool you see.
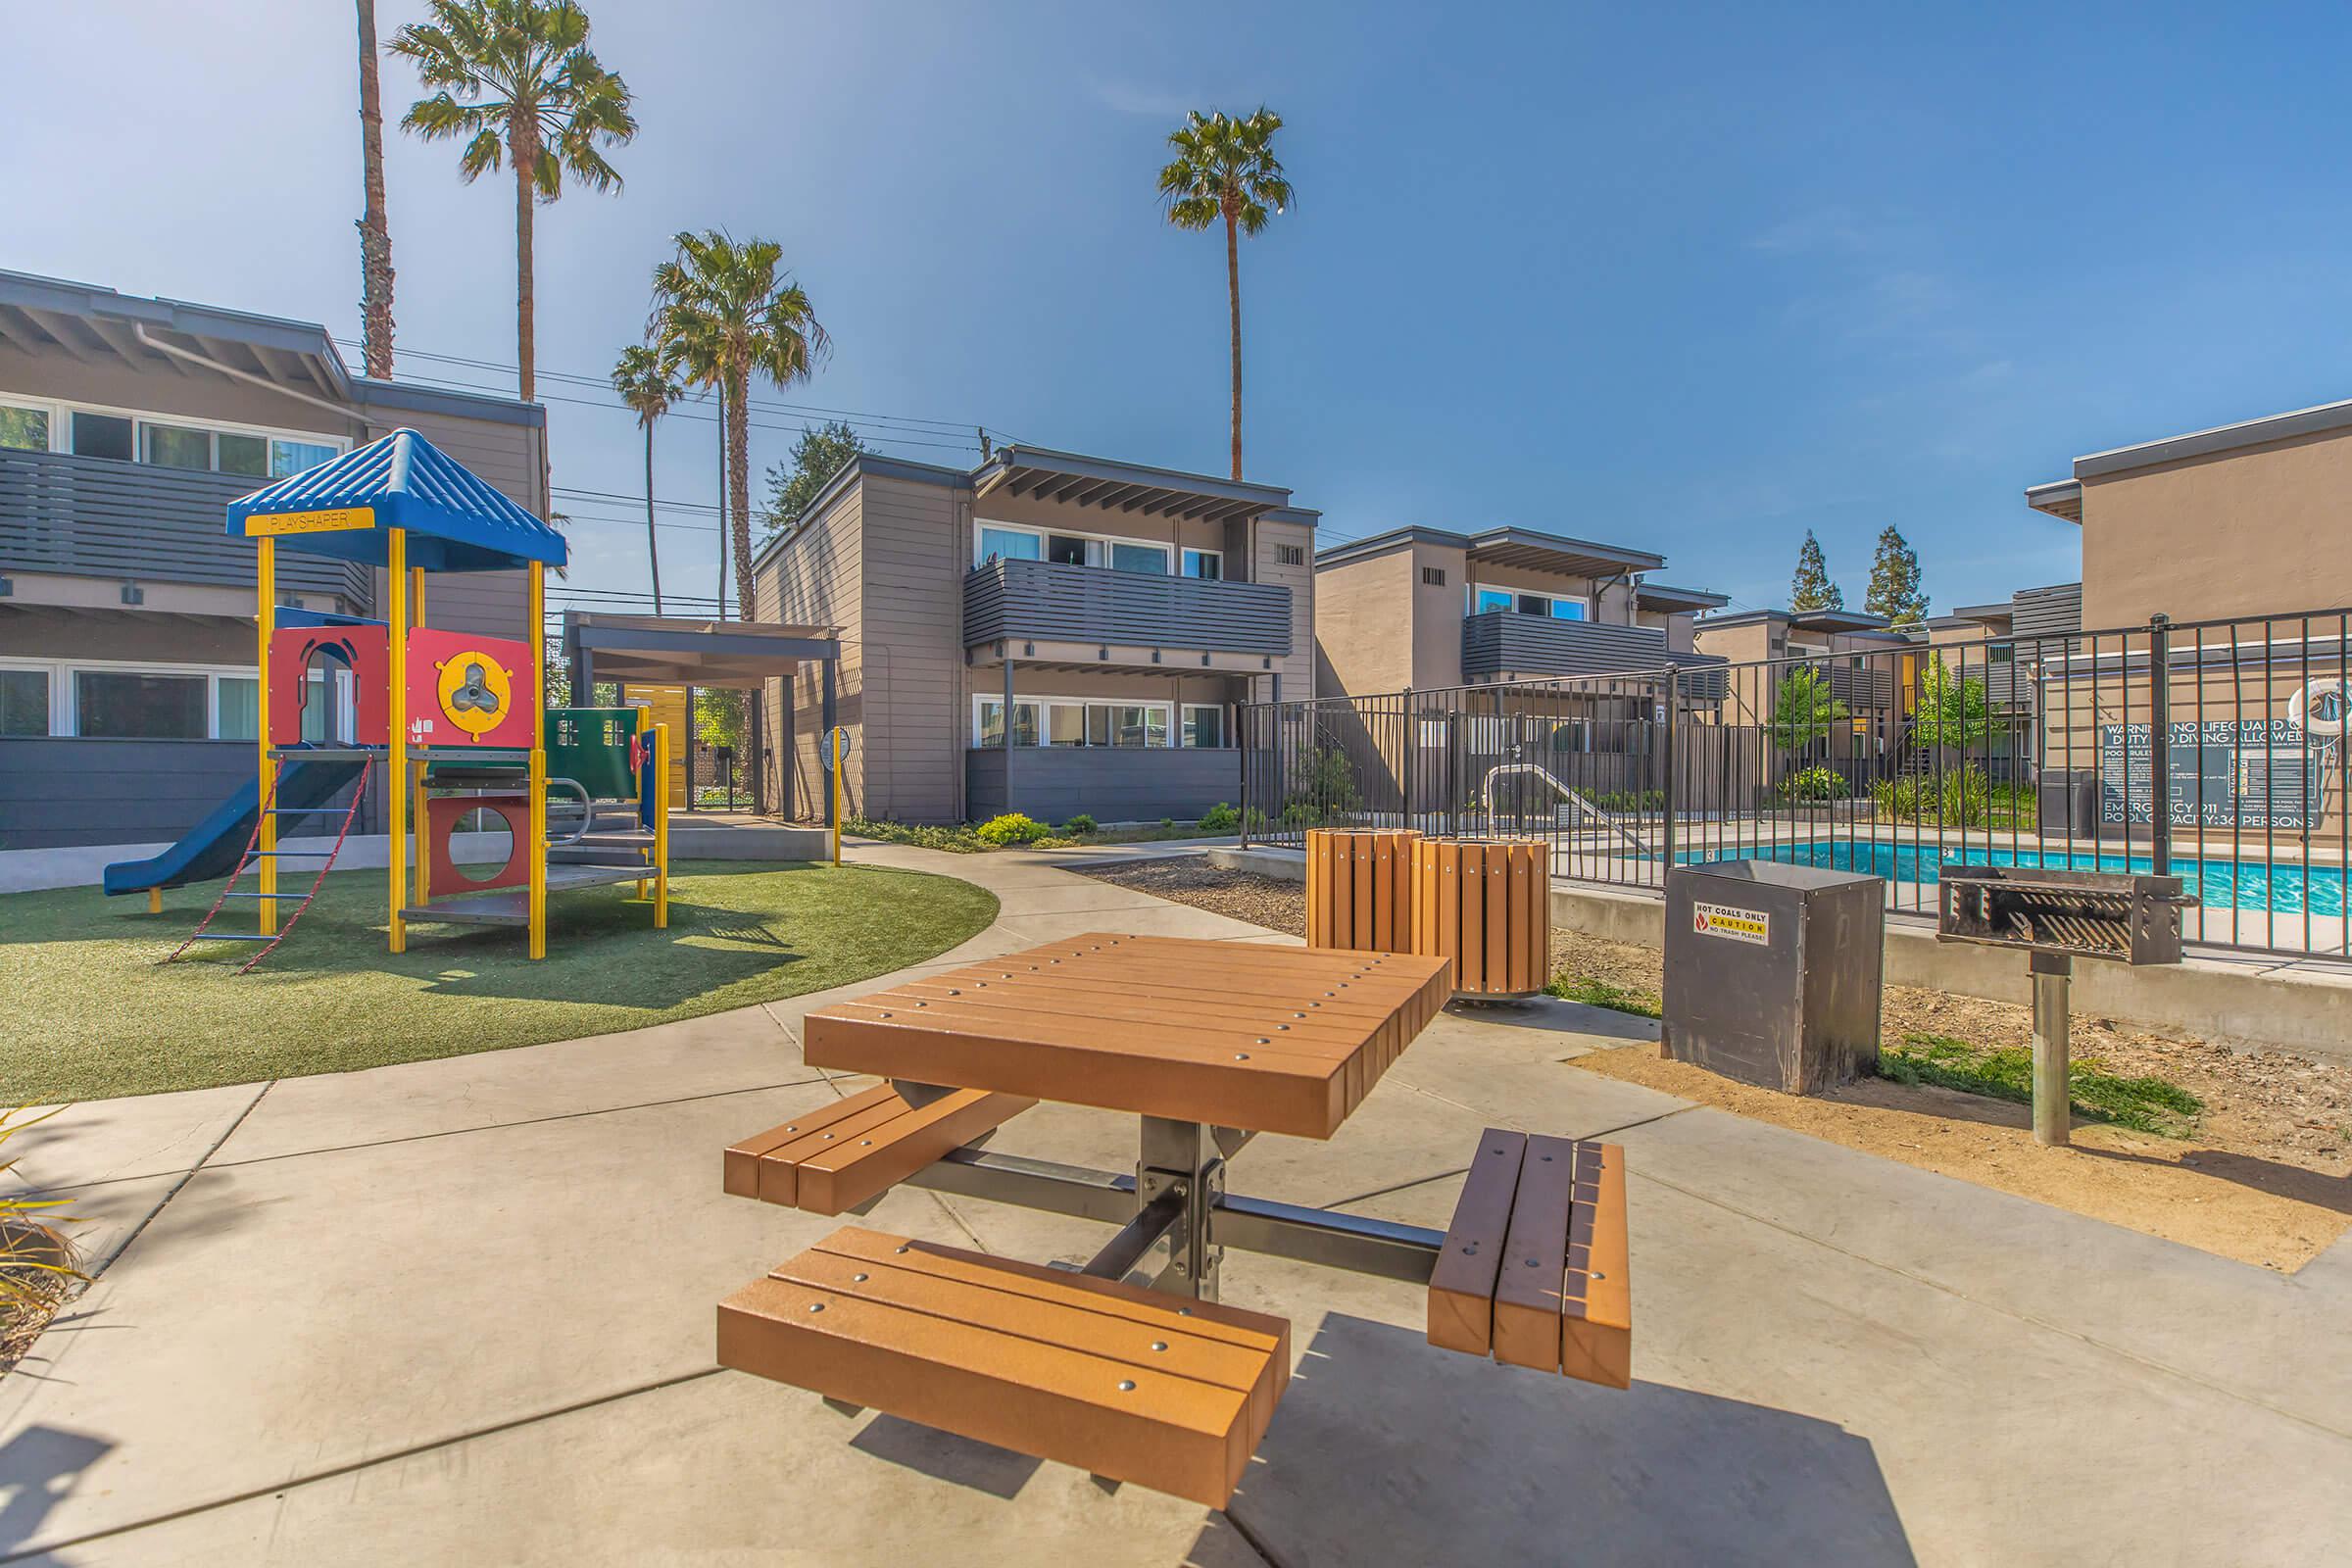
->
[1679,840,2351,918]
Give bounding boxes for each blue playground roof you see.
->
[225,427,566,572]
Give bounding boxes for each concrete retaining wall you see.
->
[1204,845,2352,1065]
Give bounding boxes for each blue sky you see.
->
[8,2,2349,618]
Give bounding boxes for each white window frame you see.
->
[972,518,1178,576]
[1466,583,1592,621]
[0,655,351,742]
[0,386,348,474]
[970,693,1176,748]
[1180,702,1227,748]
[1180,548,1223,581]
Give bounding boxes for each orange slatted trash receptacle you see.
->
[1305,828,1423,954]
[1412,838,1551,999]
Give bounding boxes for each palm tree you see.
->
[390,0,636,405]
[609,345,680,613]
[1158,108,1292,480]
[356,0,396,378]
[647,230,829,625]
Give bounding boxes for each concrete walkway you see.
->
[4,845,2349,1565]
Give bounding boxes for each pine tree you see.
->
[1864,524,1928,625]
[1789,530,1842,612]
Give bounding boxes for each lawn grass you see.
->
[1879,1032,2205,1137]
[0,860,997,1102]
[1545,973,1663,1018]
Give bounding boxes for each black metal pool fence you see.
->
[1239,607,2352,959]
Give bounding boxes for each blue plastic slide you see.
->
[103,753,366,897]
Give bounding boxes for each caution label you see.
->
[1692,901,1770,945]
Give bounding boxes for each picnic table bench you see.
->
[716,933,1633,1506]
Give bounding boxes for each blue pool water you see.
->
[1680,840,2350,918]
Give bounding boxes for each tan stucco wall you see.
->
[1313,551,1416,698]
[2080,426,2352,628]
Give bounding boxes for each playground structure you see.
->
[104,428,668,963]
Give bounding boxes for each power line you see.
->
[338,335,1016,446]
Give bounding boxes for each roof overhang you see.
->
[1315,523,1663,577]
[2025,478,2082,523]
[563,612,838,689]
[0,269,353,403]
[1789,609,1894,634]
[1634,582,1731,612]
[972,445,1294,525]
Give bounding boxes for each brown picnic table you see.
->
[715,933,1632,1508]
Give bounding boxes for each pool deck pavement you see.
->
[3,840,2349,1565]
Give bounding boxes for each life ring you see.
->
[2290,676,2347,738]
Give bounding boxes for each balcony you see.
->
[0,448,371,608]
[963,557,1292,659]
[1461,611,1729,698]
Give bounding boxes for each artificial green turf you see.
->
[0,861,997,1102]
[1544,973,1664,1019]
[1878,1032,2205,1137]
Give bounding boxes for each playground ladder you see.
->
[165,760,372,974]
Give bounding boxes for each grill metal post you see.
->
[2148,613,2172,877]
[2030,951,2073,1148]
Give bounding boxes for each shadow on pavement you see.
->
[0,1425,113,1555]
[1219,1313,1917,1566]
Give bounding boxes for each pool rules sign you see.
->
[1692,901,1771,946]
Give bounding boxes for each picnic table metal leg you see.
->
[1139,1116,1224,1302]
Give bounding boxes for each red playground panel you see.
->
[405,627,536,750]
[424,794,530,893]
[269,625,390,747]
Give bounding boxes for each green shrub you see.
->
[1198,803,1240,833]
[844,816,991,853]
[1243,807,1269,833]
[1060,813,1098,836]
[1779,764,1848,803]
[974,812,1050,847]
[1873,764,1989,826]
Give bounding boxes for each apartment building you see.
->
[0,270,548,849]
[754,445,1317,825]
[1312,524,1728,699]
[2027,394,2352,627]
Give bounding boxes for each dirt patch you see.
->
[1076,857,2352,1270]
[1575,1045,2349,1271]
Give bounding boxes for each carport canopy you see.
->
[560,612,838,692]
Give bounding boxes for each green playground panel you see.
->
[545,707,640,801]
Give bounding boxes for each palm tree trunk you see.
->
[725,364,767,812]
[714,383,728,621]
[1225,209,1243,480]
[355,0,394,379]
[644,421,662,615]
[512,114,536,404]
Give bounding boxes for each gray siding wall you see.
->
[1253,516,1316,702]
[0,737,363,851]
[859,476,968,824]
[963,746,1241,825]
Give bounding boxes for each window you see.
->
[1182,704,1225,748]
[0,404,49,452]
[973,695,1174,748]
[142,422,215,470]
[1275,544,1305,566]
[977,525,1042,565]
[1111,542,1170,574]
[1421,566,1446,587]
[1048,534,1090,566]
[1473,588,1514,614]
[270,438,338,477]
[219,433,270,477]
[975,699,1040,748]
[72,412,134,461]
[1182,549,1222,580]
[75,670,206,739]
[0,668,48,735]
